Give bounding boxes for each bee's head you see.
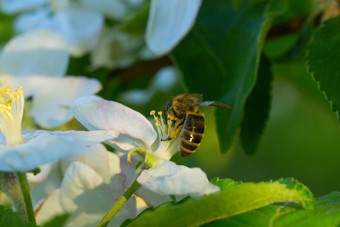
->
[165,99,173,113]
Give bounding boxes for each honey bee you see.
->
[164,93,230,157]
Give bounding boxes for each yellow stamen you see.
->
[127,151,135,168]
[158,111,162,116]
[155,122,160,127]
[150,110,156,116]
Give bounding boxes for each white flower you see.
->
[35,155,136,227]
[137,160,220,198]
[0,82,118,172]
[2,0,145,57]
[146,0,202,55]
[6,1,104,57]
[71,96,157,151]
[0,30,68,79]
[29,144,120,206]
[0,30,102,128]
[1,0,49,13]
[71,96,220,198]
[90,26,144,70]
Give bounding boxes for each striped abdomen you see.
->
[179,113,205,157]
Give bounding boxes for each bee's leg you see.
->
[161,137,172,141]
[175,120,184,130]
[161,120,183,141]
[161,128,178,141]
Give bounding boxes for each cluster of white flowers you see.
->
[1,0,202,68]
[0,0,220,226]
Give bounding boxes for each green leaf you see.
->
[306,15,340,121]
[210,178,243,190]
[232,0,242,10]
[207,192,340,226]
[0,206,36,227]
[41,214,69,227]
[276,192,340,226]
[240,55,273,155]
[171,0,287,153]
[124,178,313,226]
[204,204,297,227]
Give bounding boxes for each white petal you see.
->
[30,76,102,128]
[30,162,62,207]
[136,187,172,207]
[1,0,48,13]
[10,76,51,98]
[27,163,52,184]
[60,162,104,212]
[65,145,120,184]
[146,0,202,55]
[35,189,66,225]
[60,162,136,226]
[118,154,171,206]
[0,130,118,172]
[71,96,157,150]
[137,160,220,198]
[44,129,119,143]
[0,29,69,78]
[82,0,129,20]
[52,8,104,57]
[119,154,137,188]
[0,134,6,148]
[15,8,52,33]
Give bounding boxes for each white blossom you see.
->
[0,30,102,128]
[146,0,202,55]
[71,96,220,198]
[0,81,118,172]
[36,161,136,227]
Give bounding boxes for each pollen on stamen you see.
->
[158,111,162,116]
[169,127,177,139]
[150,110,156,116]
[7,99,13,106]
[155,122,160,127]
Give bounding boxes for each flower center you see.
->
[150,110,180,160]
[0,74,24,146]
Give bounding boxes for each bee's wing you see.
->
[178,94,203,105]
[200,101,231,108]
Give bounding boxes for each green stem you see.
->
[16,172,36,224]
[97,178,141,227]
